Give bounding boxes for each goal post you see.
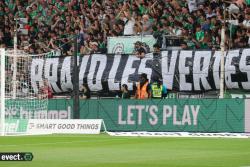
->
[0,48,5,136]
[0,49,50,136]
[0,48,105,136]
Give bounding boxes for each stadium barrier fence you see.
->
[5,98,250,133]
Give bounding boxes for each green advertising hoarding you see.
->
[78,99,245,132]
[49,99,248,133]
[4,99,250,133]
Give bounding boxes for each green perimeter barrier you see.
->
[51,99,247,133]
[5,99,250,133]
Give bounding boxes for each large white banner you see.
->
[27,119,102,134]
[30,49,250,93]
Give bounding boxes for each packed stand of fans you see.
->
[1,0,250,55]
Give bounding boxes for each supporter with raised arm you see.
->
[122,9,135,35]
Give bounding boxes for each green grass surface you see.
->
[0,134,250,167]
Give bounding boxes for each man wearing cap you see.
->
[153,43,161,54]
[135,73,151,99]
[133,41,141,53]
[133,41,146,58]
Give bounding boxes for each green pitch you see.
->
[0,134,250,167]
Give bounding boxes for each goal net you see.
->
[0,48,50,136]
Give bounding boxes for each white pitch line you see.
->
[0,138,128,147]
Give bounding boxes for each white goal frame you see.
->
[0,48,52,136]
[0,48,5,136]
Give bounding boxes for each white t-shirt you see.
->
[243,20,250,28]
[123,18,135,35]
[173,28,182,36]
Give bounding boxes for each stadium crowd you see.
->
[1,0,250,55]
